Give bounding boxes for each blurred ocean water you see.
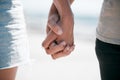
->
[21,0,103,41]
[23,1,103,43]
[22,0,103,16]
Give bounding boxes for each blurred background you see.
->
[16,0,103,80]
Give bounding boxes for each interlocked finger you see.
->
[48,14,62,35]
[52,45,75,59]
[45,41,66,55]
[42,30,57,48]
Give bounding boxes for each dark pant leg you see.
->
[95,39,120,80]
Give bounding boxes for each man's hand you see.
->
[46,0,74,38]
[42,0,75,59]
[43,14,75,59]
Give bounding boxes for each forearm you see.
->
[53,0,73,18]
[49,0,74,16]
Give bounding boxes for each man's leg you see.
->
[95,39,120,80]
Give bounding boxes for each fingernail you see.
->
[57,29,63,35]
[66,46,70,51]
[57,27,63,35]
[56,25,63,35]
[61,41,66,46]
[70,47,74,52]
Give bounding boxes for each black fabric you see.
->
[95,39,120,80]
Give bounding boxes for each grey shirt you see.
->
[96,0,120,45]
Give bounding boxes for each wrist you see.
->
[69,0,74,4]
[61,11,74,21]
[62,13,74,29]
[53,0,72,18]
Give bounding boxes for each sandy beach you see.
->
[16,28,101,80]
[16,1,102,78]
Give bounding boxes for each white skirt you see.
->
[0,0,30,69]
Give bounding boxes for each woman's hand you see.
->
[51,13,75,59]
[42,0,75,59]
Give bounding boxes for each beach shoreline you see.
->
[16,28,100,80]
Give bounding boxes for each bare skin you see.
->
[46,0,74,34]
[0,67,17,80]
[42,0,75,59]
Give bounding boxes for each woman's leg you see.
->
[95,39,120,80]
[0,67,18,80]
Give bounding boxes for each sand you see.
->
[16,29,101,80]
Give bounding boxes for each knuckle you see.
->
[65,52,71,56]
[45,50,49,55]
[51,55,56,60]
[59,45,65,49]
[46,48,56,55]
[42,42,48,49]
[62,51,70,56]
[42,42,46,47]
[45,49,51,55]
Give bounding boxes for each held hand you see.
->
[44,0,75,47]
[51,13,75,59]
[42,13,62,49]
[42,0,75,59]
[46,0,74,35]
[42,14,75,59]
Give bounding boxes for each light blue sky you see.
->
[22,0,103,16]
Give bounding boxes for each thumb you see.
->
[48,14,63,35]
[42,30,57,48]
